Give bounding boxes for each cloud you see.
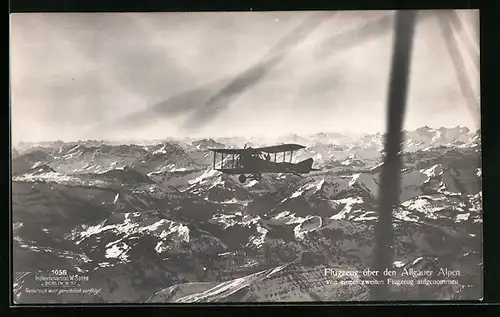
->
[10,10,480,143]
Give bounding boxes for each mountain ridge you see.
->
[12,125,482,303]
[12,126,480,152]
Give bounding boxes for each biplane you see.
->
[209,143,319,183]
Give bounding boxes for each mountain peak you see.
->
[191,138,226,150]
[416,126,433,132]
[453,125,470,133]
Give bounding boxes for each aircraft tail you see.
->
[295,158,314,173]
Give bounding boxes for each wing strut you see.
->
[370,10,417,301]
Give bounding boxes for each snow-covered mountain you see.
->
[12,127,482,303]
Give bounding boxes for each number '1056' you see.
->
[51,270,67,276]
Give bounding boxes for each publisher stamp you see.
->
[22,269,101,296]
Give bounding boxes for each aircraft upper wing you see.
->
[208,148,253,154]
[209,144,306,154]
[256,144,306,153]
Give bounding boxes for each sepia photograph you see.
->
[10,10,481,303]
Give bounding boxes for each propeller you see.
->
[371,9,478,300]
[371,10,417,301]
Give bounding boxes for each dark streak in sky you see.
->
[10,11,480,143]
[437,12,480,126]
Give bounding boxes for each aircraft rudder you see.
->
[296,157,314,172]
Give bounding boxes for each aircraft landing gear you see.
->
[238,174,262,183]
[239,174,247,183]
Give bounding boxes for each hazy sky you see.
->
[10,10,480,143]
